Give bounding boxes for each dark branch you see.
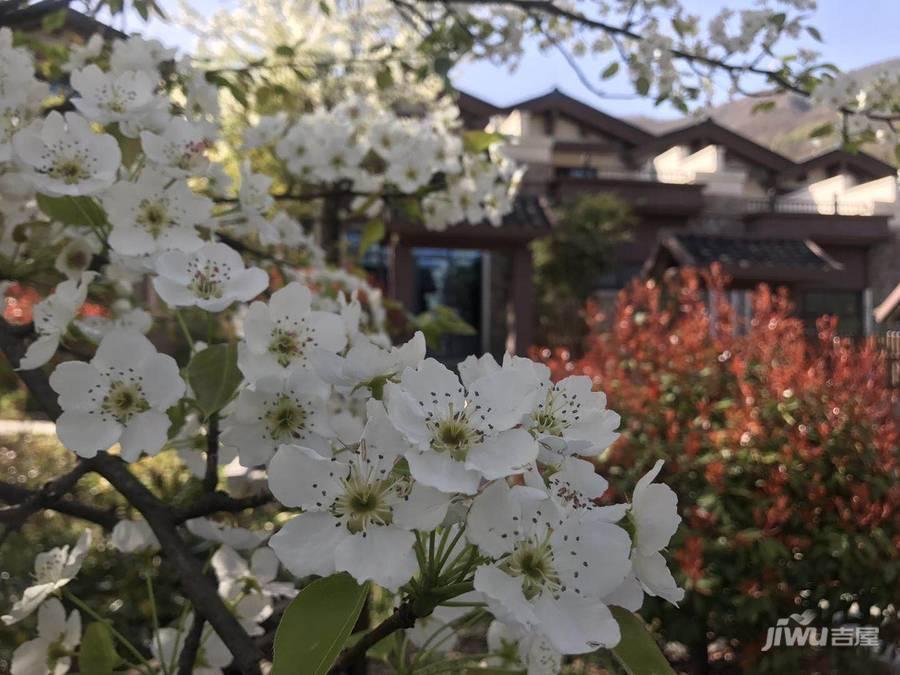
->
[172,491,274,524]
[203,414,219,493]
[0,478,118,530]
[177,614,206,675]
[333,602,418,671]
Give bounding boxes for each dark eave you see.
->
[639,117,795,173]
[792,148,897,181]
[0,0,126,39]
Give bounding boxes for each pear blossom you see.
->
[49,330,185,461]
[629,460,685,605]
[140,117,212,177]
[151,623,231,675]
[467,481,631,654]
[70,65,157,125]
[211,545,297,634]
[237,282,346,382]
[269,402,451,590]
[2,531,91,625]
[153,243,269,312]
[103,169,210,256]
[487,621,562,675]
[238,162,275,227]
[0,27,40,105]
[10,599,80,675]
[243,113,288,149]
[185,518,267,551]
[18,271,96,371]
[384,358,539,494]
[312,331,425,393]
[62,34,103,73]
[258,211,313,250]
[109,36,175,74]
[13,112,120,196]
[110,520,160,553]
[221,368,332,467]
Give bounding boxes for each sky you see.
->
[111,0,900,120]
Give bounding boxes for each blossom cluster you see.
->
[0,27,683,675]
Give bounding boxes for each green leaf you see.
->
[433,55,453,78]
[185,343,242,418]
[358,219,385,259]
[375,66,394,90]
[79,622,120,675]
[275,44,295,57]
[635,76,651,96]
[41,8,68,32]
[752,100,776,114]
[601,62,619,80]
[414,305,476,350]
[809,122,834,139]
[272,574,369,675]
[36,194,106,228]
[610,607,677,675]
[806,26,823,42]
[463,130,504,153]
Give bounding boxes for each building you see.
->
[382,89,900,360]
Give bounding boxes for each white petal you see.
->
[604,573,644,612]
[466,480,520,558]
[334,527,418,591]
[18,334,60,370]
[11,637,50,675]
[474,565,535,629]
[268,512,347,578]
[36,598,66,639]
[119,409,170,461]
[633,551,685,605]
[634,487,680,553]
[94,330,156,371]
[532,594,620,654]
[138,353,185,408]
[406,450,480,495]
[393,483,451,532]
[552,519,631,598]
[55,411,121,457]
[466,429,537,480]
[211,545,250,584]
[250,547,279,585]
[49,361,106,411]
[267,444,344,509]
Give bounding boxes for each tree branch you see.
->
[177,614,206,675]
[333,602,418,671]
[0,318,263,675]
[202,414,219,493]
[0,477,118,531]
[172,491,274,524]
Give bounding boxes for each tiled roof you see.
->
[669,233,840,270]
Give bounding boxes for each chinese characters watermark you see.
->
[761,610,881,651]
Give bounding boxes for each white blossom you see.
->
[140,117,213,177]
[185,518,267,551]
[385,358,539,494]
[221,368,332,467]
[237,281,346,382]
[13,112,120,196]
[487,620,562,675]
[70,65,157,125]
[110,520,160,553]
[10,599,80,675]
[103,169,210,256]
[312,331,425,392]
[2,531,91,625]
[151,623,231,675]
[49,330,185,461]
[18,272,96,371]
[467,481,630,654]
[153,242,269,312]
[269,401,451,590]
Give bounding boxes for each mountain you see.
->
[629,59,900,165]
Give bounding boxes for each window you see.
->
[799,290,863,336]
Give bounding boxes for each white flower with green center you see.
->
[385,358,539,494]
[49,330,185,461]
[103,169,211,256]
[10,598,81,675]
[153,242,269,313]
[140,117,212,177]
[18,271,96,371]
[13,111,120,196]
[237,282,346,382]
[467,481,631,654]
[54,235,99,280]
[268,402,451,590]
[2,531,91,625]
[221,369,332,467]
[70,64,157,125]
[312,331,425,394]
[628,460,685,605]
